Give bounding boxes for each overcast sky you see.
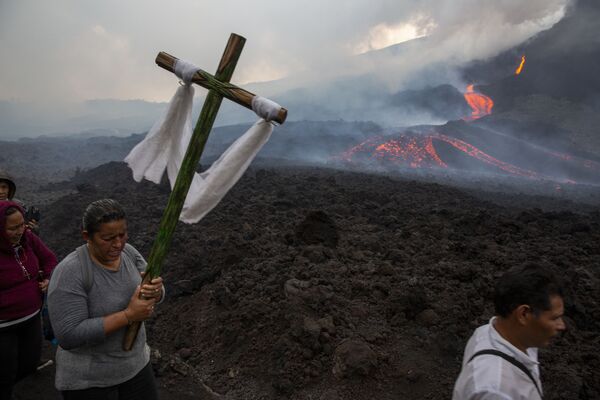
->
[0,0,571,104]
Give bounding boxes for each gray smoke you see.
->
[0,0,572,138]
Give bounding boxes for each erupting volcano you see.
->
[515,55,526,75]
[463,84,494,121]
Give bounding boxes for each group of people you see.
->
[0,171,164,400]
[1,169,566,400]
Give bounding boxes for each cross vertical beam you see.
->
[123,33,246,350]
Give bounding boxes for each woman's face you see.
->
[0,181,10,201]
[85,219,128,265]
[5,211,25,245]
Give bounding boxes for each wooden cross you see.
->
[123,33,288,350]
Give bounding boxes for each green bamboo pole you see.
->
[123,33,246,351]
[156,51,287,124]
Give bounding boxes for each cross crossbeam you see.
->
[156,52,287,124]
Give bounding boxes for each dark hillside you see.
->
[17,161,599,400]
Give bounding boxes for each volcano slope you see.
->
[21,161,600,399]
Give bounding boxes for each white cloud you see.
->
[353,16,437,54]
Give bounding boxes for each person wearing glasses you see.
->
[0,201,57,400]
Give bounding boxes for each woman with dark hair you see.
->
[0,201,57,400]
[0,170,40,233]
[48,199,164,399]
[0,171,16,202]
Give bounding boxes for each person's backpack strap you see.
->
[122,243,139,266]
[469,349,543,399]
[75,245,94,292]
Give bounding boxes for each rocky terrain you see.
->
[11,161,600,400]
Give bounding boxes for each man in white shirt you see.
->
[453,265,566,400]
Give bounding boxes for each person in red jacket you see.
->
[0,201,57,400]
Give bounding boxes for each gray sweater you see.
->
[48,244,150,390]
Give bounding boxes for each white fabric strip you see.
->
[174,59,199,85]
[125,84,195,185]
[252,95,282,122]
[125,82,274,223]
[180,120,272,223]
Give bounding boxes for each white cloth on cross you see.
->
[125,58,280,223]
[174,59,198,84]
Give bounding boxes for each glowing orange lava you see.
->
[463,84,494,121]
[339,135,447,168]
[433,133,537,178]
[515,55,526,75]
[337,132,539,178]
[337,128,600,184]
[373,137,447,168]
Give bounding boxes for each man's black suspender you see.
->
[468,349,543,399]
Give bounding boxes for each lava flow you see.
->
[463,84,494,121]
[338,135,446,168]
[435,132,537,178]
[546,150,600,172]
[373,136,447,168]
[337,131,538,179]
[515,55,526,75]
[338,130,600,184]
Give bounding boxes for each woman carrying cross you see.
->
[48,199,165,399]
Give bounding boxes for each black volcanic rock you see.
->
[295,210,339,248]
[21,161,600,400]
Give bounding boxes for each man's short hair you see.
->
[494,264,564,317]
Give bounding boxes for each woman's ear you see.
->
[82,230,90,242]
